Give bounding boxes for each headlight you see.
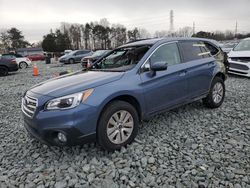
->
[45,89,94,110]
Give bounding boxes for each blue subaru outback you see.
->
[22,38,227,151]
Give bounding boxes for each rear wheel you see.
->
[19,62,28,69]
[203,77,225,108]
[0,66,8,76]
[97,101,139,151]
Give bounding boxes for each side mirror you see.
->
[151,61,168,71]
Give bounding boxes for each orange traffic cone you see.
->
[33,63,39,76]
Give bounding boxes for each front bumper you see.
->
[228,60,250,77]
[22,101,98,146]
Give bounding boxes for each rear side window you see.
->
[179,41,211,62]
[204,42,219,56]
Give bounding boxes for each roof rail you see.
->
[125,38,156,44]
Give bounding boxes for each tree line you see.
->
[193,31,250,41]
[1,18,250,53]
[41,18,149,52]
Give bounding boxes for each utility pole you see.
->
[193,22,195,36]
[170,10,174,36]
[235,21,238,38]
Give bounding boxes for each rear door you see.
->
[140,42,188,115]
[178,41,216,99]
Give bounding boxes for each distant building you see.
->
[16,47,44,56]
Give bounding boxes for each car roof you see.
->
[120,37,220,48]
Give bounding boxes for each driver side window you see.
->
[143,43,181,71]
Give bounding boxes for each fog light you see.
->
[57,132,67,143]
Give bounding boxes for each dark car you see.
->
[59,50,92,64]
[22,37,227,151]
[0,56,19,76]
[81,50,112,68]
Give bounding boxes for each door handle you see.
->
[179,70,187,77]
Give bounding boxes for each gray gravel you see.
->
[0,62,249,188]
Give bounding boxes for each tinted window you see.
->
[204,42,219,56]
[150,43,181,66]
[76,50,89,55]
[2,54,15,59]
[179,41,211,62]
[16,54,23,58]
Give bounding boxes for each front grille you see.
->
[231,57,250,63]
[22,95,38,118]
[229,63,249,70]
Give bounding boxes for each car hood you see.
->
[228,50,250,57]
[29,71,124,97]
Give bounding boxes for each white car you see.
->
[228,38,250,77]
[1,53,32,69]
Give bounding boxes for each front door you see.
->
[140,42,188,115]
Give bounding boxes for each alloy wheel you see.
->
[212,82,224,104]
[106,110,134,144]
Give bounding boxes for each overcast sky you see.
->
[0,0,250,42]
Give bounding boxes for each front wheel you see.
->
[97,101,139,151]
[203,77,225,108]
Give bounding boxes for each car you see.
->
[59,50,92,64]
[26,54,45,61]
[81,50,112,68]
[228,38,250,77]
[221,42,238,53]
[1,53,32,69]
[22,37,227,151]
[0,56,19,76]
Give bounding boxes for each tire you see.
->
[68,59,75,64]
[0,66,8,76]
[97,100,139,151]
[203,77,225,108]
[19,62,28,69]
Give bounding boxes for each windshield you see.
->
[234,40,250,51]
[92,50,108,57]
[90,45,150,72]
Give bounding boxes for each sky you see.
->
[0,0,250,43]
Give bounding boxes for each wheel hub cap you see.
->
[107,110,134,144]
[212,82,224,104]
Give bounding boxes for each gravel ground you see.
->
[0,62,249,188]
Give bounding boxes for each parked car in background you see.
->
[22,37,227,151]
[0,56,18,76]
[228,38,250,77]
[81,50,111,68]
[26,54,45,61]
[1,53,32,69]
[221,42,238,53]
[59,50,92,64]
